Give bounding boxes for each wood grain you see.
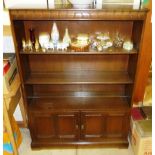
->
[9,6,149,148]
[10,9,147,20]
[132,1,152,103]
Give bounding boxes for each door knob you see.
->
[76,125,79,129]
[81,124,84,130]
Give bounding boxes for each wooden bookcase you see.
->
[9,5,149,148]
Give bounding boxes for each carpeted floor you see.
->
[19,128,134,155]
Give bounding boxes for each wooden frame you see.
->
[9,4,151,148]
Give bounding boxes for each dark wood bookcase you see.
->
[9,5,149,148]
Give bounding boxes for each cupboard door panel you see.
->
[106,113,129,138]
[30,113,56,141]
[81,112,106,139]
[56,113,79,140]
[35,116,55,138]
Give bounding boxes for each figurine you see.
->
[29,28,35,47]
[77,34,89,46]
[106,39,113,48]
[123,41,133,51]
[63,28,71,44]
[39,33,50,48]
[97,45,102,52]
[100,41,108,49]
[57,43,62,50]
[49,41,55,50]
[91,32,113,51]
[57,42,68,51]
[61,42,69,50]
[113,33,124,48]
[28,40,33,51]
[97,32,110,41]
[51,22,59,45]
[35,39,40,52]
[70,34,90,52]
[44,43,51,49]
[22,39,26,51]
[41,45,47,52]
[91,40,98,49]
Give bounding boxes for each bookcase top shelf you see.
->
[10,5,148,20]
[20,47,138,55]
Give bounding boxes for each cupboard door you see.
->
[81,112,106,139]
[56,112,79,140]
[106,113,129,138]
[29,113,56,141]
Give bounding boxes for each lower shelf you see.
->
[25,71,133,85]
[31,138,129,149]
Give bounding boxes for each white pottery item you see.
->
[51,22,59,44]
[123,41,133,51]
[39,33,50,48]
[63,28,71,44]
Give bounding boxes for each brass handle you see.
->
[81,124,84,130]
[76,125,79,129]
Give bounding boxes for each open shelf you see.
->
[25,71,133,85]
[20,47,138,55]
[27,91,129,99]
[28,96,130,111]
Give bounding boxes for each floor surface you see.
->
[19,128,134,155]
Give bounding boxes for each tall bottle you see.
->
[63,28,71,45]
[29,28,35,47]
[51,22,59,45]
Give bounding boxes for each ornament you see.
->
[100,40,108,49]
[49,41,55,50]
[97,32,110,41]
[63,28,71,44]
[106,39,113,48]
[28,40,33,51]
[22,39,26,50]
[51,22,59,45]
[29,28,35,47]
[97,45,102,52]
[35,40,40,52]
[123,41,133,51]
[57,42,68,51]
[113,33,124,48]
[39,33,50,48]
[77,34,89,46]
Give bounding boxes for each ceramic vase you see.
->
[51,22,60,45]
[63,28,71,45]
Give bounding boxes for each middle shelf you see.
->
[24,71,133,85]
[28,96,130,111]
